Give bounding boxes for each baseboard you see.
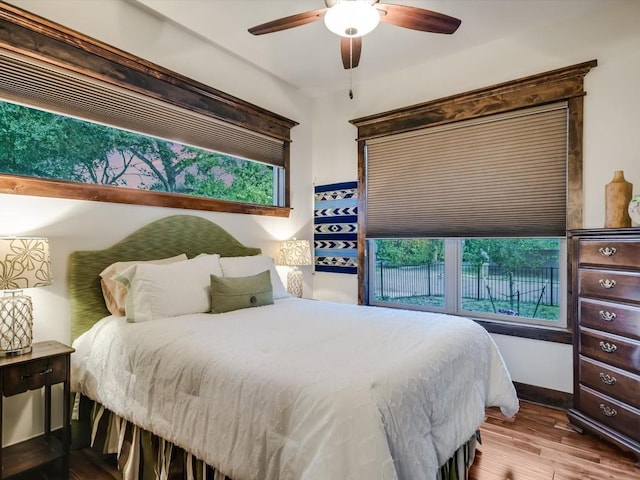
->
[513,381,573,410]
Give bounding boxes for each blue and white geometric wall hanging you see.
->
[314,181,358,274]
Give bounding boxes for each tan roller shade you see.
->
[366,103,568,238]
[0,49,284,167]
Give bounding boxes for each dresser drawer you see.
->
[578,385,640,442]
[579,356,640,409]
[579,298,640,340]
[578,240,640,269]
[579,269,640,304]
[2,355,67,396]
[579,329,640,375]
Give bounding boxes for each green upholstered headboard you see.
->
[68,215,261,342]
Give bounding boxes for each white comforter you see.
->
[71,298,518,480]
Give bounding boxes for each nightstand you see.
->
[0,341,74,479]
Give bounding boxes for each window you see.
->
[0,100,279,206]
[363,102,569,331]
[351,61,598,342]
[0,5,297,215]
[369,238,566,328]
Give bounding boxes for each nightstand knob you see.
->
[599,404,617,417]
[599,341,617,353]
[20,367,52,380]
[599,372,617,385]
[598,247,617,257]
[598,310,616,321]
[598,279,616,289]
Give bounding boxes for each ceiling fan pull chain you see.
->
[349,36,354,99]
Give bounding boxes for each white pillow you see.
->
[99,253,188,316]
[115,254,223,322]
[219,255,290,299]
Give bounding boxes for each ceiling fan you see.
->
[248,0,461,70]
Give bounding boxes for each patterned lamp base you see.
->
[287,267,304,298]
[0,292,33,356]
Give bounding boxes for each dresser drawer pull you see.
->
[599,404,618,417]
[598,310,617,321]
[599,373,617,385]
[20,368,52,380]
[598,279,616,289]
[598,247,617,257]
[599,341,617,353]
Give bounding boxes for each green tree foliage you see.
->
[182,152,273,205]
[462,238,558,271]
[0,100,273,205]
[375,237,559,272]
[0,102,81,179]
[375,238,444,266]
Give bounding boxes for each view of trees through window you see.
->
[0,100,275,205]
[371,238,561,323]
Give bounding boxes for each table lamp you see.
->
[278,238,312,298]
[0,237,52,356]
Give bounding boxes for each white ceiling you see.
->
[133,0,620,98]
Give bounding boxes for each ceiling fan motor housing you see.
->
[324,0,381,38]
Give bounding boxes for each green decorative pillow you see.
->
[210,270,274,314]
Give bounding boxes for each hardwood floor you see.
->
[469,401,639,480]
[21,401,639,479]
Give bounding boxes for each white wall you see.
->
[1,0,314,446]
[3,0,638,448]
[312,1,640,394]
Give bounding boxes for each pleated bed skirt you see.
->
[73,394,479,480]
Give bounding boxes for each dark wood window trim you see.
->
[0,3,297,217]
[351,60,597,343]
[473,319,572,344]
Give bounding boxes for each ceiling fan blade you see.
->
[248,8,328,35]
[341,36,362,69]
[377,4,461,34]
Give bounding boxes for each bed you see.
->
[68,214,519,480]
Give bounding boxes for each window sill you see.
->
[0,175,292,218]
[367,300,572,344]
[472,318,572,344]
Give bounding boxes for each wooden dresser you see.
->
[567,228,640,462]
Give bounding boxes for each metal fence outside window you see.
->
[374,261,559,307]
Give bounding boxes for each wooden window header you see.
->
[0,4,297,142]
[350,60,596,140]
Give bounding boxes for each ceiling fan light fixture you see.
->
[324,1,380,38]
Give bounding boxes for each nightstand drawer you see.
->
[579,269,640,305]
[579,299,640,340]
[579,356,640,409]
[2,355,67,396]
[579,329,640,375]
[578,385,640,442]
[0,341,74,479]
[578,240,640,269]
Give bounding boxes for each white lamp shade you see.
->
[0,237,51,356]
[279,239,312,267]
[0,237,52,290]
[324,1,380,38]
